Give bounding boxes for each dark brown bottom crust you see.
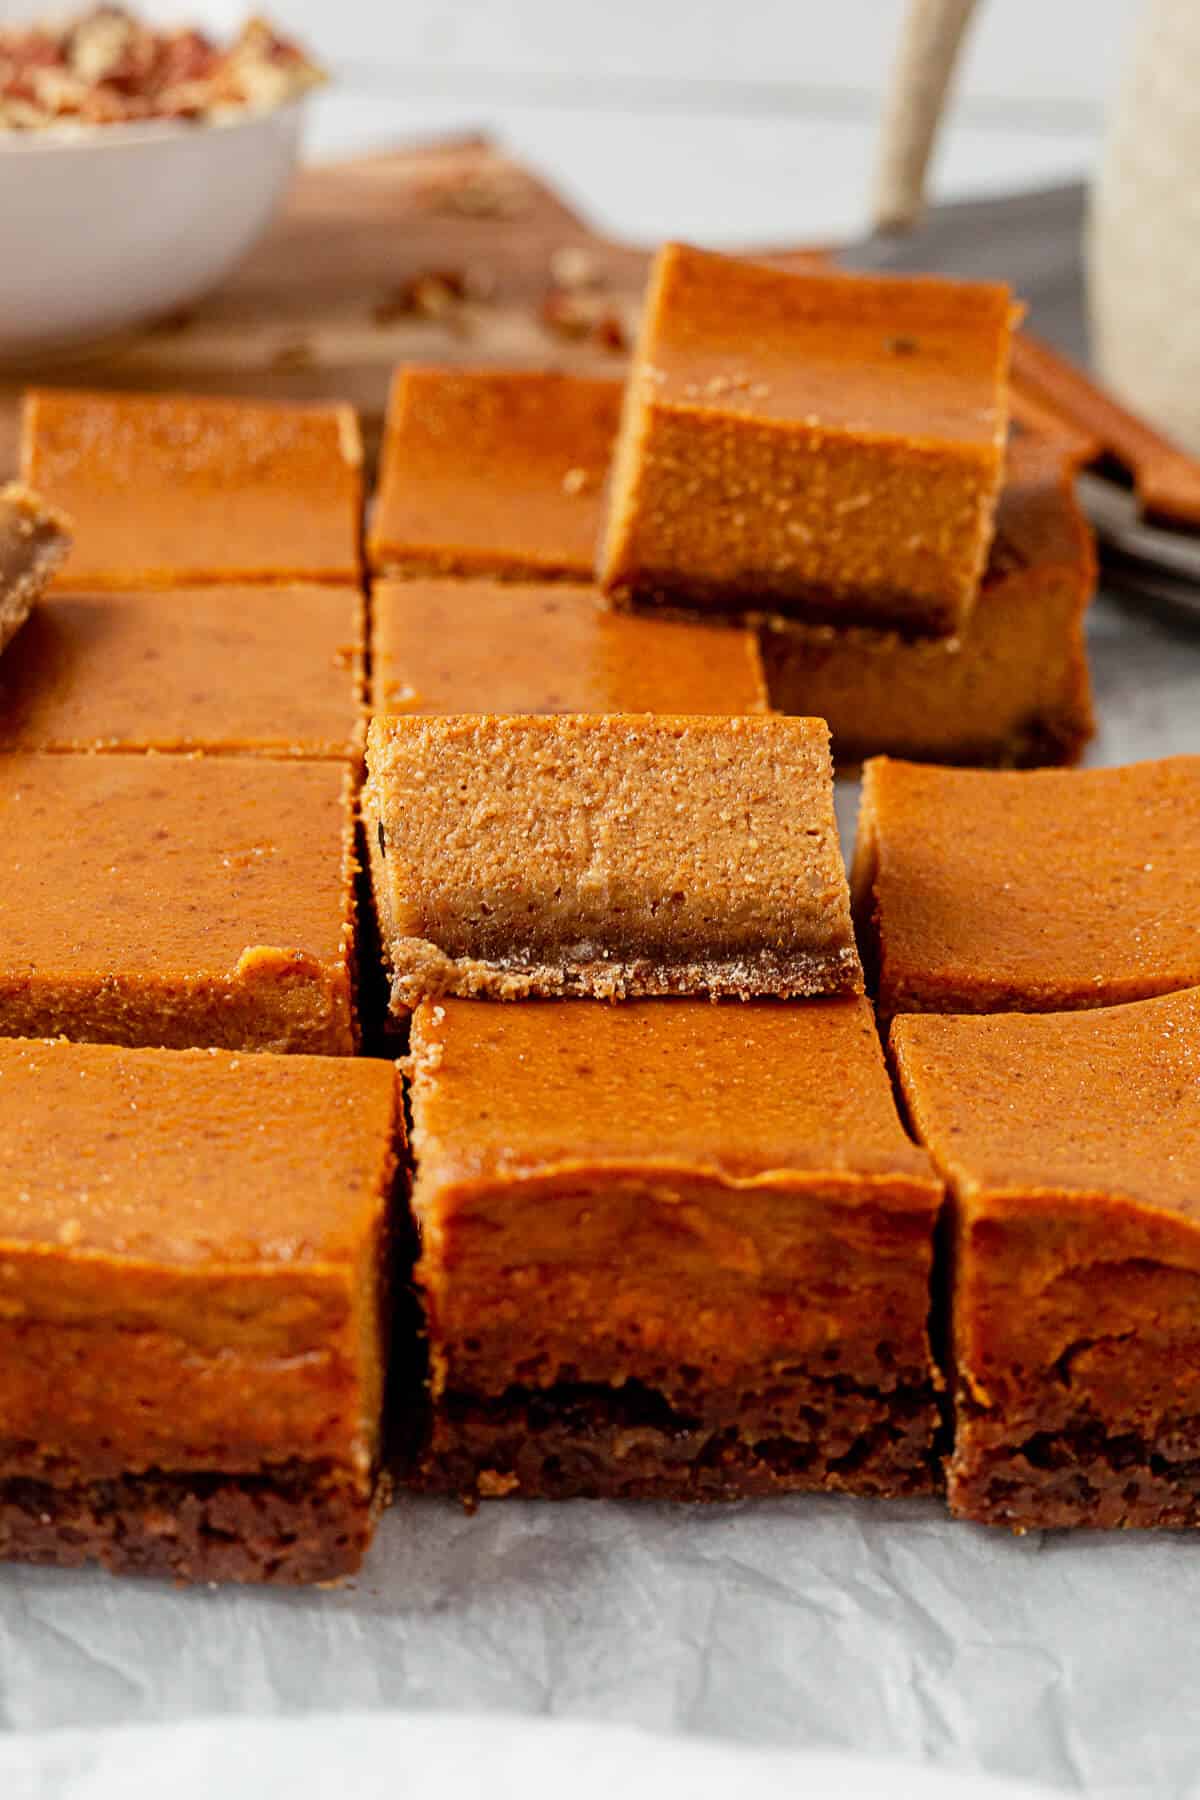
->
[414,1375,940,1504]
[389,944,864,1008]
[608,579,963,639]
[0,1462,378,1584]
[952,1414,1200,1532]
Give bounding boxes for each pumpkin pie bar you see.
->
[598,245,1014,635]
[368,366,620,580]
[854,755,1200,1020]
[0,753,357,1052]
[0,483,71,656]
[371,577,767,716]
[0,584,363,757]
[21,389,362,588]
[364,713,861,1008]
[893,987,1200,1531]
[760,429,1096,767]
[407,997,943,1503]
[0,1037,399,1582]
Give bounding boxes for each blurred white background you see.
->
[3,0,1141,240]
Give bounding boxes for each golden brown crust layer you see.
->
[365,713,860,1011]
[598,245,1014,633]
[21,389,362,588]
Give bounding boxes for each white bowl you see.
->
[0,99,306,360]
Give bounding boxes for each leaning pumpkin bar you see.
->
[21,388,362,588]
[406,996,943,1503]
[854,755,1200,1020]
[363,713,861,1008]
[0,752,358,1053]
[893,987,1200,1531]
[598,245,1015,635]
[0,1038,400,1582]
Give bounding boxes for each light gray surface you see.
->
[1,582,1197,1800]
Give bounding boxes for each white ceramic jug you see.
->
[1088,0,1200,453]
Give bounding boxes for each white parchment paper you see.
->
[1,585,1198,1798]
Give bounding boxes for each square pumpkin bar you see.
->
[0,484,71,656]
[407,997,943,1503]
[0,1037,400,1582]
[371,577,767,716]
[893,987,1200,1530]
[854,755,1200,1019]
[760,428,1096,767]
[598,245,1014,634]
[364,713,861,1008]
[0,584,364,757]
[21,388,363,588]
[368,366,620,579]
[0,753,358,1052]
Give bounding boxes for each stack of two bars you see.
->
[365,244,1096,767]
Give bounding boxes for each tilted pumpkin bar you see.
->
[893,988,1200,1531]
[371,577,768,717]
[364,713,861,1008]
[0,1037,400,1582]
[368,366,620,580]
[0,584,364,757]
[0,753,358,1052]
[21,388,362,588]
[0,483,71,656]
[760,428,1096,767]
[407,997,943,1503]
[598,244,1014,635]
[854,755,1200,1020]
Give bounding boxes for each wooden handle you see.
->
[872,0,982,233]
[1011,332,1200,528]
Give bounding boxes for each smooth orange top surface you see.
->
[859,755,1200,1008]
[0,753,354,977]
[892,986,1200,1222]
[368,366,620,577]
[409,996,933,1187]
[638,244,1014,445]
[0,1036,398,1267]
[371,577,767,716]
[21,389,363,587]
[0,585,364,756]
